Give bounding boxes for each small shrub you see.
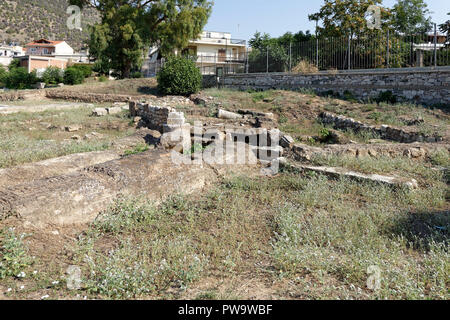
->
[131,71,143,79]
[0,228,33,279]
[63,67,85,85]
[98,75,108,82]
[41,66,64,85]
[157,57,202,96]
[376,91,397,104]
[251,90,272,102]
[343,90,357,102]
[71,64,93,78]
[319,127,332,141]
[292,60,318,74]
[4,67,38,89]
[124,144,149,156]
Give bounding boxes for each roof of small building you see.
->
[25,39,65,47]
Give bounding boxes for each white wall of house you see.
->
[54,42,74,55]
[0,56,12,67]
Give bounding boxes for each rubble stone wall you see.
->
[129,101,180,132]
[222,67,450,105]
[45,90,151,103]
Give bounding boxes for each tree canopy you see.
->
[439,12,450,35]
[308,0,391,37]
[70,0,212,78]
[308,0,434,37]
[390,0,432,34]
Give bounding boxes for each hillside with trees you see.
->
[0,0,99,50]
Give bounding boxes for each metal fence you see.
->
[247,29,450,74]
[142,59,164,78]
[142,28,450,78]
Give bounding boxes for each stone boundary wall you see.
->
[45,89,152,103]
[202,75,218,89]
[222,67,450,105]
[319,112,443,143]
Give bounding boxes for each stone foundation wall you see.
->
[45,90,151,103]
[222,67,450,105]
[130,102,181,132]
[319,112,443,143]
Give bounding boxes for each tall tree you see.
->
[308,0,391,37]
[439,12,450,34]
[70,0,212,78]
[390,0,432,34]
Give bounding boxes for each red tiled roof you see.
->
[25,39,64,47]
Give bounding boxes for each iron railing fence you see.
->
[247,29,449,74]
[142,28,449,77]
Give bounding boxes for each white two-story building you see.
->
[142,31,247,76]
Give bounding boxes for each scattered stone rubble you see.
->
[1,98,441,227]
[284,162,419,189]
[92,103,128,117]
[319,112,443,143]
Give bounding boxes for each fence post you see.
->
[316,36,319,68]
[289,42,292,72]
[386,29,390,68]
[348,34,351,70]
[246,48,249,74]
[266,47,269,73]
[434,23,437,67]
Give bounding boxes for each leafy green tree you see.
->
[308,0,391,37]
[439,13,450,34]
[8,59,20,71]
[390,0,432,34]
[248,31,315,72]
[0,66,6,86]
[71,0,212,78]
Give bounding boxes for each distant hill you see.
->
[0,0,99,51]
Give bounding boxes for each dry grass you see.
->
[1,166,447,300]
[53,78,158,96]
[292,60,319,74]
[0,105,135,168]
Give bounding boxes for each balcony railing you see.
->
[196,53,247,64]
[191,37,246,46]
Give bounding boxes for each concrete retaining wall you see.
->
[222,67,450,105]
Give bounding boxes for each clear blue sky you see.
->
[205,0,450,41]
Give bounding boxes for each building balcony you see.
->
[196,54,247,64]
[191,37,246,46]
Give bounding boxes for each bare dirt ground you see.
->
[0,81,448,300]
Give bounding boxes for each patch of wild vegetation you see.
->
[58,167,449,300]
[0,107,135,168]
[0,228,33,280]
[309,153,448,186]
